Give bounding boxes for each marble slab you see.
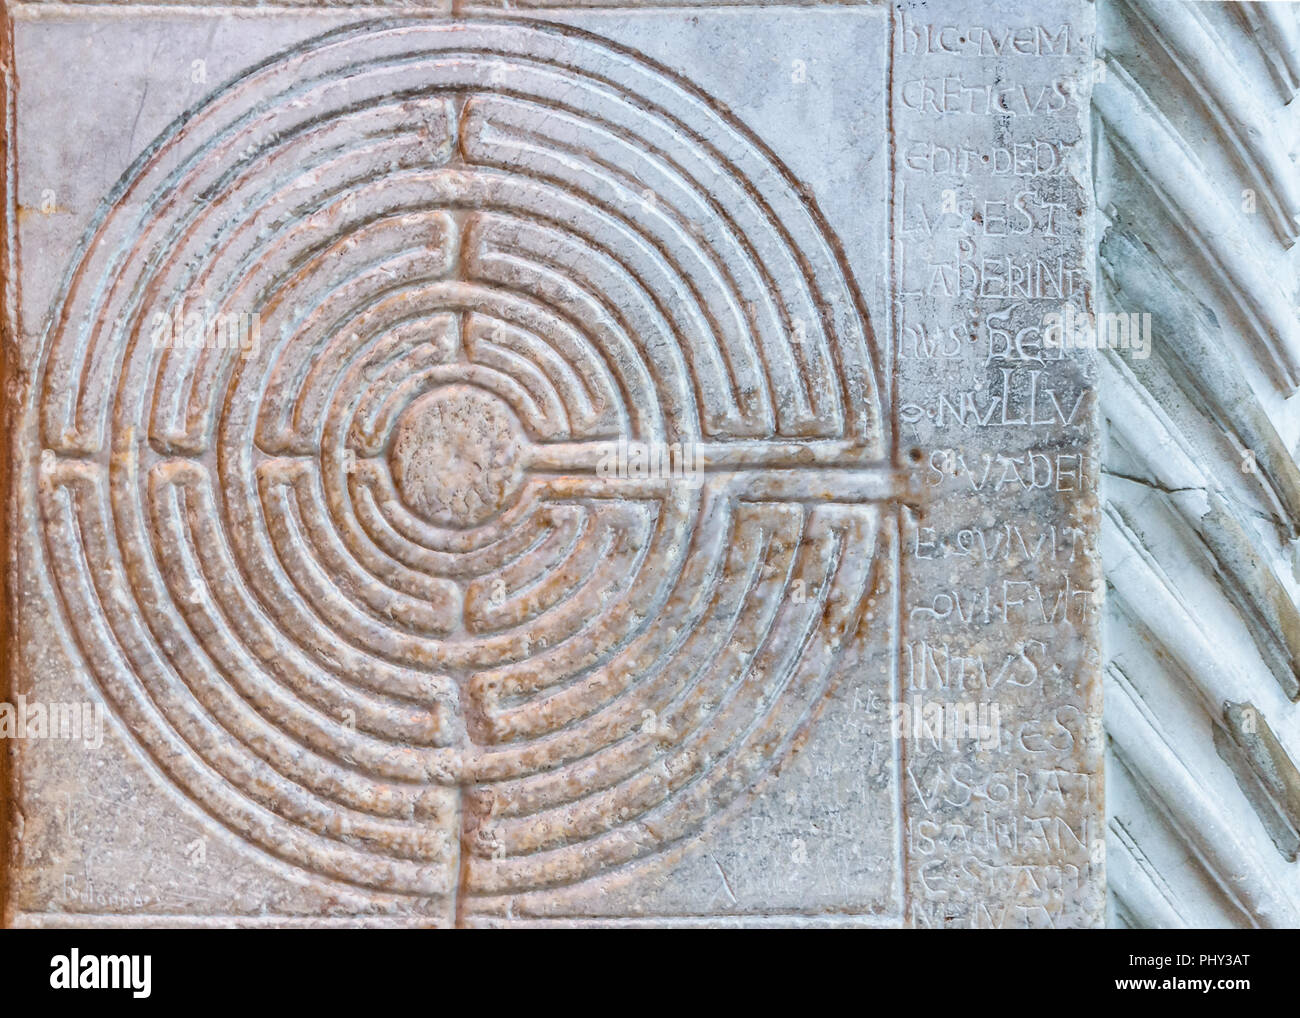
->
[0,0,1101,928]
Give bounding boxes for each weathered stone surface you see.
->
[1098,1,1300,929]
[1,0,1101,927]
[892,2,1102,928]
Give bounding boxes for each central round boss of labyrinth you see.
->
[388,384,527,529]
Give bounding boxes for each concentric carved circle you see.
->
[31,18,889,918]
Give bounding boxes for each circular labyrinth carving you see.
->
[33,19,893,917]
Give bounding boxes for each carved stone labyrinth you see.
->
[31,18,899,922]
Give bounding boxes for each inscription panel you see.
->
[894,0,1103,928]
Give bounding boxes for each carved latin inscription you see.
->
[894,0,1103,929]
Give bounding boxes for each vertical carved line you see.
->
[0,0,16,929]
